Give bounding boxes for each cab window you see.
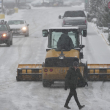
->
[50,29,78,48]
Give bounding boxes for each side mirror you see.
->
[42,29,48,37]
[59,15,62,19]
[79,45,85,49]
[27,24,29,26]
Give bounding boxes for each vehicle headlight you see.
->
[2,33,7,37]
[59,56,64,59]
[22,26,27,31]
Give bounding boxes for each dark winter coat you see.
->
[57,34,74,51]
[65,67,86,89]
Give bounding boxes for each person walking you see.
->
[64,61,88,109]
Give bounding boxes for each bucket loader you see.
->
[16,27,110,87]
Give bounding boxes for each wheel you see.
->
[10,40,13,45]
[25,32,29,37]
[16,76,20,81]
[83,30,87,37]
[6,41,11,47]
[43,80,51,87]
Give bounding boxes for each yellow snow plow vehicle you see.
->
[16,27,110,87]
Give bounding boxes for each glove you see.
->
[85,82,88,87]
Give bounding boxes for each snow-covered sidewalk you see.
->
[89,22,110,45]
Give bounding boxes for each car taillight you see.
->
[44,69,48,72]
[50,69,53,72]
[63,20,65,25]
[85,20,87,24]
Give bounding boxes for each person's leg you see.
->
[72,88,81,108]
[64,89,72,109]
[71,88,85,109]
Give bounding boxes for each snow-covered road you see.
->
[0,4,110,110]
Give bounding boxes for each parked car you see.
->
[0,4,6,13]
[72,1,82,6]
[31,0,43,7]
[63,0,73,6]
[31,0,50,7]
[49,0,63,7]
[8,19,29,37]
[18,3,31,9]
[43,0,50,6]
[6,8,15,15]
[0,20,13,47]
[3,0,16,9]
[59,10,87,36]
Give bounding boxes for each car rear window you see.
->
[0,25,7,31]
[64,11,86,17]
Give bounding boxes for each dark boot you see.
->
[64,105,71,109]
[64,93,72,109]
[79,105,85,109]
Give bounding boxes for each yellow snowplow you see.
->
[87,64,110,81]
[16,27,110,87]
[16,64,42,81]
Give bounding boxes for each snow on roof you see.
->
[49,27,79,29]
[7,19,25,21]
[65,10,84,12]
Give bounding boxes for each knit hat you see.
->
[73,61,79,67]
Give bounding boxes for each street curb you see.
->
[101,34,109,45]
[92,23,110,46]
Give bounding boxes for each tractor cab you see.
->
[42,27,86,51]
[42,27,85,63]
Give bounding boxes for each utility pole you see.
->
[1,0,3,13]
[85,0,90,12]
[15,0,17,7]
[15,0,19,13]
[15,0,20,7]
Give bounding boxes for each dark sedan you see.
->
[0,20,13,47]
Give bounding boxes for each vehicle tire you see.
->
[10,40,13,45]
[43,80,51,87]
[83,30,87,37]
[6,41,11,47]
[25,32,29,37]
[16,76,20,81]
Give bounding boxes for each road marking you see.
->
[101,34,109,45]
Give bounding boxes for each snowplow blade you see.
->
[16,64,42,81]
[87,64,110,81]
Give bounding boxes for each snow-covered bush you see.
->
[91,18,97,24]
[102,27,109,33]
[97,26,103,30]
